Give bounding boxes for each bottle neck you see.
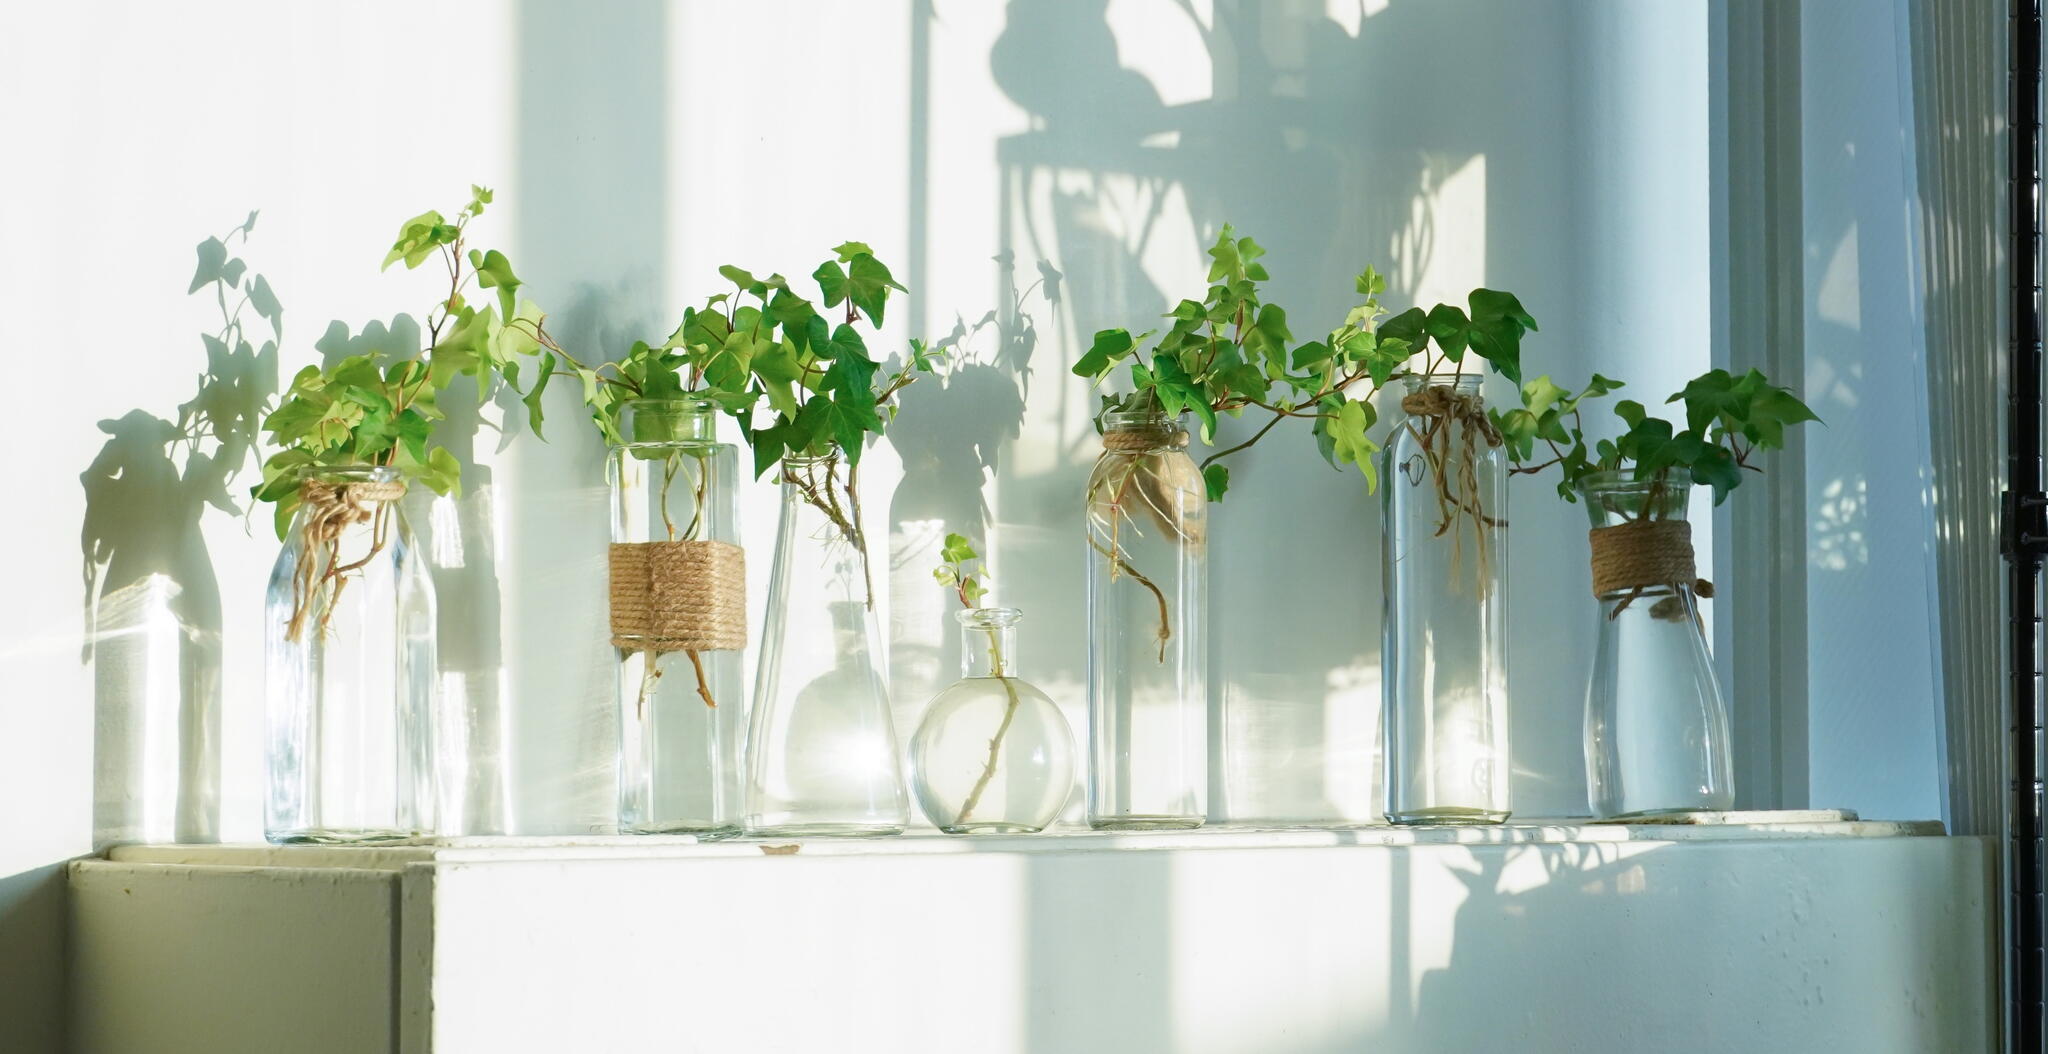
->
[959,618,1020,679]
[621,399,718,445]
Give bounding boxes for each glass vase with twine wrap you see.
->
[1084,408,1207,830]
[1578,471,1734,818]
[263,464,437,843]
[608,398,747,837]
[1382,374,1510,825]
[910,606,1076,834]
[744,450,909,837]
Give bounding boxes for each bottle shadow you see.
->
[80,216,278,847]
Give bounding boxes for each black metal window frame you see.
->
[2006,1,2045,1050]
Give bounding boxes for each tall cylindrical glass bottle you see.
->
[744,452,909,836]
[1382,375,1509,825]
[264,465,437,843]
[1085,409,1207,829]
[1579,472,1733,818]
[609,398,746,837]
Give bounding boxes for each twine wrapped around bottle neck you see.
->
[1587,519,1716,621]
[285,476,407,643]
[608,540,748,653]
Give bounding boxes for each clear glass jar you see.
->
[1084,409,1207,830]
[1382,375,1510,824]
[609,398,746,838]
[911,607,1076,834]
[264,465,437,843]
[744,452,909,837]
[1579,472,1734,818]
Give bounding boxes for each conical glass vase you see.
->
[263,465,437,844]
[609,398,746,838]
[743,453,908,837]
[1381,376,1510,825]
[911,607,1075,834]
[1084,409,1207,830]
[1579,472,1734,819]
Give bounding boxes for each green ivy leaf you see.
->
[1203,463,1230,502]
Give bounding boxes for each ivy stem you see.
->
[953,624,1021,827]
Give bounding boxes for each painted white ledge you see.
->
[71,819,1992,1054]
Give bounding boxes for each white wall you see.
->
[1,2,1942,1049]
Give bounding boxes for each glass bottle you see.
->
[911,607,1076,834]
[609,398,746,838]
[1382,375,1510,824]
[744,452,909,836]
[1085,409,1207,830]
[1579,472,1734,818]
[264,465,436,843]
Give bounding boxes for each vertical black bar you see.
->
[2009,0,2045,1049]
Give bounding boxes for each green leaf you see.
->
[1328,397,1379,488]
[718,264,758,290]
[1203,463,1230,502]
[523,352,555,439]
[814,259,848,308]
[845,253,904,327]
[1073,328,1136,379]
[471,249,522,317]
[1378,306,1427,348]
[752,338,805,419]
[940,532,978,563]
[833,241,876,261]
[1522,375,1568,416]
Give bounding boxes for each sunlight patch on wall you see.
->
[1107,0,1214,107]
[1816,223,1861,329]
[1406,153,1487,311]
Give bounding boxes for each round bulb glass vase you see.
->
[608,398,746,839]
[911,607,1075,834]
[1579,472,1734,818]
[264,465,437,844]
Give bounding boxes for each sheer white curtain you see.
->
[1905,0,2006,837]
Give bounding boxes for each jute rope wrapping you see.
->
[1399,385,1504,596]
[286,477,408,643]
[607,540,748,652]
[1586,519,1715,621]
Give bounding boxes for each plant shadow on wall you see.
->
[987,0,1467,827]
[886,252,1057,731]
[80,215,279,846]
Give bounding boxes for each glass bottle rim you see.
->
[781,449,843,467]
[296,463,401,484]
[954,606,1023,628]
[1575,469,1684,496]
[1102,408,1185,433]
[1403,373,1485,394]
[622,395,720,414]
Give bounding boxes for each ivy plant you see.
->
[251,186,553,535]
[567,243,932,607]
[1072,226,1413,502]
[1494,367,1819,506]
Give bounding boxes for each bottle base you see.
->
[1087,816,1204,832]
[267,827,421,845]
[1385,807,1510,826]
[938,821,1046,835]
[620,821,743,840]
[744,822,906,839]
